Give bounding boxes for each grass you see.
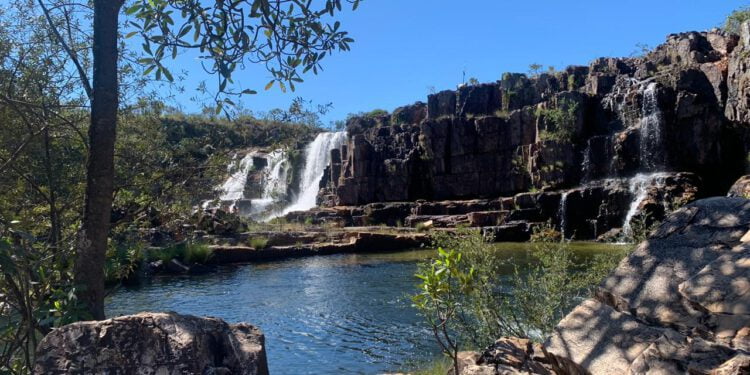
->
[149,242,213,264]
[415,222,431,232]
[249,236,269,249]
[407,357,452,375]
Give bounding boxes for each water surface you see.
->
[106,243,626,374]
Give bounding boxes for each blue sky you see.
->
[162,0,747,125]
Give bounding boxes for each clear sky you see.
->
[162,0,747,125]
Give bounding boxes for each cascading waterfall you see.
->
[558,190,571,239]
[581,141,593,183]
[639,82,664,171]
[622,172,670,237]
[248,149,289,218]
[280,131,347,215]
[215,149,290,219]
[218,153,256,203]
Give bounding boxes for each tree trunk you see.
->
[75,0,122,320]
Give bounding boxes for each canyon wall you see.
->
[306,26,750,240]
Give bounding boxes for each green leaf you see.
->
[264,80,274,91]
[241,89,258,95]
[125,31,138,39]
[162,67,173,82]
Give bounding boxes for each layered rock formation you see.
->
[306,24,750,240]
[34,312,269,375]
[461,197,750,374]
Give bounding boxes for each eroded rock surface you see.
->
[547,197,750,374]
[34,312,269,375]
[461,197,750,374]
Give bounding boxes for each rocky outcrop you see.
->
[207,231,429,263]
[315,25,750,225]
[728,175,750,198]
[34,312,268,375]
[289,172,700,241]
[461,197,750,374]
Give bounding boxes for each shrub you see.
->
[104,242,144,285]
[0,230,91,372]
[250,236,269,249]
[183,243,213,264]
[725,7,750,34]
[414,226,630,354]
[412,247,475,375]
[415,222,431,232]
[536,99,579,143]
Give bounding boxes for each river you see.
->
[106,243,626,374]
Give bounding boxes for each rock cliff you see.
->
[304,24,750,241]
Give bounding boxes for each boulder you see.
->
[34,312,268,375]
[728,175,750,198]
[544,197,750,374]
[459,337,553,374]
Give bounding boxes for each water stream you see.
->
[622,172,670,237]
[639,82,664,171]
[280,131,347,216]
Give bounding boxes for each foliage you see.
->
[412,247,475,375]
[149,242,213,265]
[725,6,750,35]
[250,237,269,250]
[260,97,333,128]
[415,226,630,354]
[415,222,432,232]
[124,0,360,111]
[0,228,91,374]
[408,357,452,375]
[536,99,579,143]
[528,63,544,77]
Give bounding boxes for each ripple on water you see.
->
[106,251,438,375]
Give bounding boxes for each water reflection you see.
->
[106,243,625,374]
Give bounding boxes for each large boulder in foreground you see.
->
[546,197,750,374]
[463,197,750,374]
[34,312,268,375]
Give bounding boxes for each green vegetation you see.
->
[250,237,270,250]
[146,242,214,265]
[536,99,580,143]
[415,222,432,232]
[412,226,632,371]
[725,6,750,34]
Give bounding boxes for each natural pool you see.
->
[106,242,627,374]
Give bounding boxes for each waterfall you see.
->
[218,153,256,203]
[558,190,571,239]
[280,131,348,215]
[581,141,592,183]
[622,172,669,237]
[215,149,290,218]
[639,82,664,171]
[248,149,289,217]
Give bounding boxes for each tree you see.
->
[38,0,360,319]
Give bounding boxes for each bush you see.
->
[412,247,475,375]
[536,99,579,143]
[249,237,269,249]
[104,242,144,285]
[150,242,213,264]
[414,226,630,355]
[0,230,91,373]
[183,243,213,264]
[725,7,750,35]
